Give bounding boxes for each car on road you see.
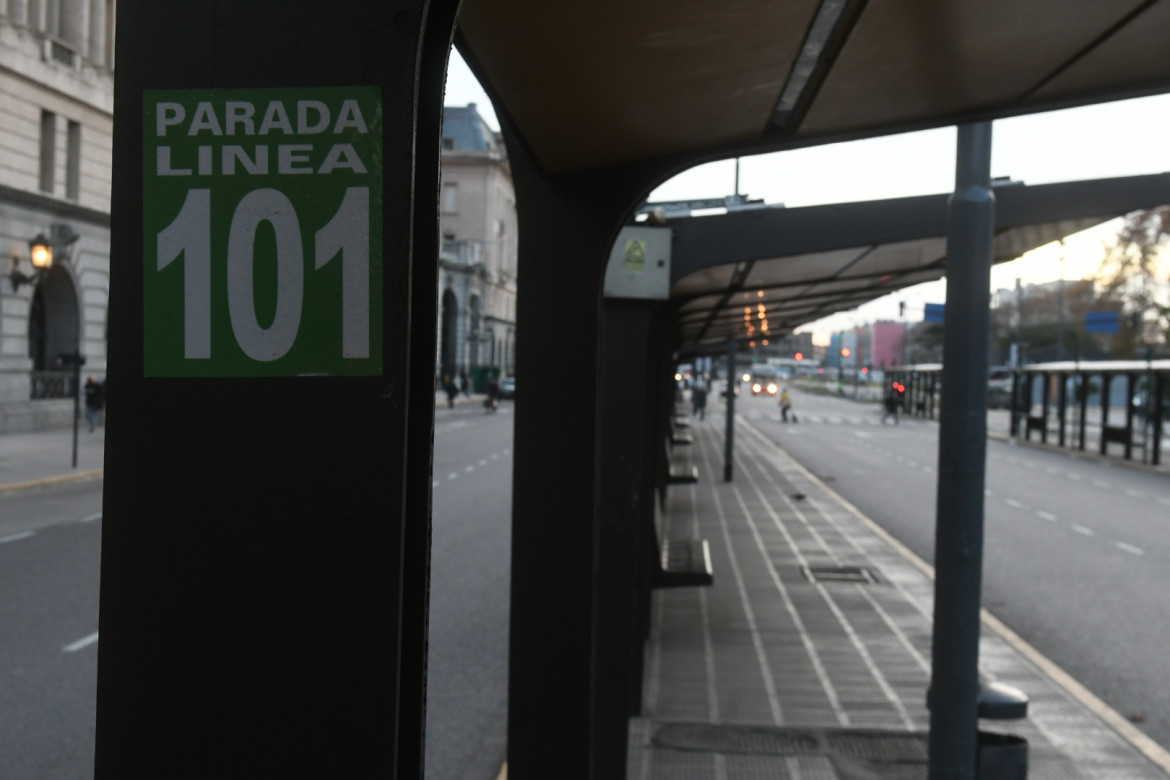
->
[497,378,515,399]
[751,377,779,396]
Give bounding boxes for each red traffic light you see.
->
[794,352,804,361]
[861,367,869,374]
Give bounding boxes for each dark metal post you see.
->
[1154,372,1164,466]
[1124,372,1136,460]
[1040,372,1050,444]
[929,122,994,780]
[70,352,82,468]
[1009,372,1021,437]
[1057,373,1068,447]
[1100,373,1112,454]
[1078,374,1088,451]
[724,338,737,482]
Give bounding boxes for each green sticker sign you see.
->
[623,239,646,272]
[143,86,383,377]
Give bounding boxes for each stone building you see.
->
[0,1,114,432]
[436,103,517,391]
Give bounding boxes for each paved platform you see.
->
[630,410,1170,778]
[0,425,105,492]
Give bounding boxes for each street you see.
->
[0,400,516,780]
[0,478,102,780]
[729,384,1170,752]
[6,384,1169,775]
[426,399,514,780]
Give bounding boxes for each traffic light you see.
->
[861,366,869,375]
[841,347,851,358]
[794,352,804,361]
[899,301,905,317]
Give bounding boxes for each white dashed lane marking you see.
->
[1072,525,1096,537]
[447,473,458,480]
[1005,498,1025,510]
[62,632,99,653]
[464,465,475,473]
[1116,542,1145,557]
[0,531,35,545]
[1036,511,1058,522]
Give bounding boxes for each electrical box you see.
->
[603,226,671,300]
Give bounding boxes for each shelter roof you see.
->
[666,173,1170,349]
[458,1,1170,175]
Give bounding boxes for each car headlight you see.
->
[767,383,778,394]
[752,383,762,393]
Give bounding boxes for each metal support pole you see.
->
[71,353,81,468]
[1153,373,1164,466]
[724,338,737,482]
[1078,374,1088,451]
[929,122,994,780]
[1058,373,1068,447]
[1040,372,1050,444]
[1100,373,1112,455]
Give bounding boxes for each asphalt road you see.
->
[0,399,515,780]
[726,385,1170,752]
[426,399,514,780]
[0,478,103,780]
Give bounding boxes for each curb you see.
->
[0,469,104,494]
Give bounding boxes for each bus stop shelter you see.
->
[99,2,1170,778]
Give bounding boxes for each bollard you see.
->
[977,731,1028,778]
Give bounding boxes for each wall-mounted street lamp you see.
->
[8,233,54,291]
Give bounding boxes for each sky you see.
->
[443,50,1170,342]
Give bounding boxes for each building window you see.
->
[442,138,455,151]
[40,111,56,194]
[66,120,81,200]
[442,182,458,213]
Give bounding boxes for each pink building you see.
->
[868,321,906,369]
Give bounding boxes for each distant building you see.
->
[436,103,517,390]
[1,6,114,432]
[867,321,906,369]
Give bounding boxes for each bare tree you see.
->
[1095,207,1170,352]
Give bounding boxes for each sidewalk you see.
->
[1,393,477,491]
[631,410,1170,777]
[0,424,105,492]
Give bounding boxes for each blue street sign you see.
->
[924,303,945,323]
[1085,311,1120,334]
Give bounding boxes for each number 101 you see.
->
[156,186,370,362]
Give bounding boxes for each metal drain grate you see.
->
[653,723,818,756]
[801,565,881,584]
[649,722,930,768]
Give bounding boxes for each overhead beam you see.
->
[670,172,1170,283]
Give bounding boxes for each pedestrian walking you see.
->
[461,370,471,398]
[691,380,708,420]
[443,375,458,408]
[882,386,900,425]
[84,375,105,431]
[484,376,500,413]
[779,387,797,423]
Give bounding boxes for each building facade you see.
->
[1,1,114,432]
[436,103,517,391]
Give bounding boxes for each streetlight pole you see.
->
[1057,239,1066,361]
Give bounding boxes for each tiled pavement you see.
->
[628,411,1170,778]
